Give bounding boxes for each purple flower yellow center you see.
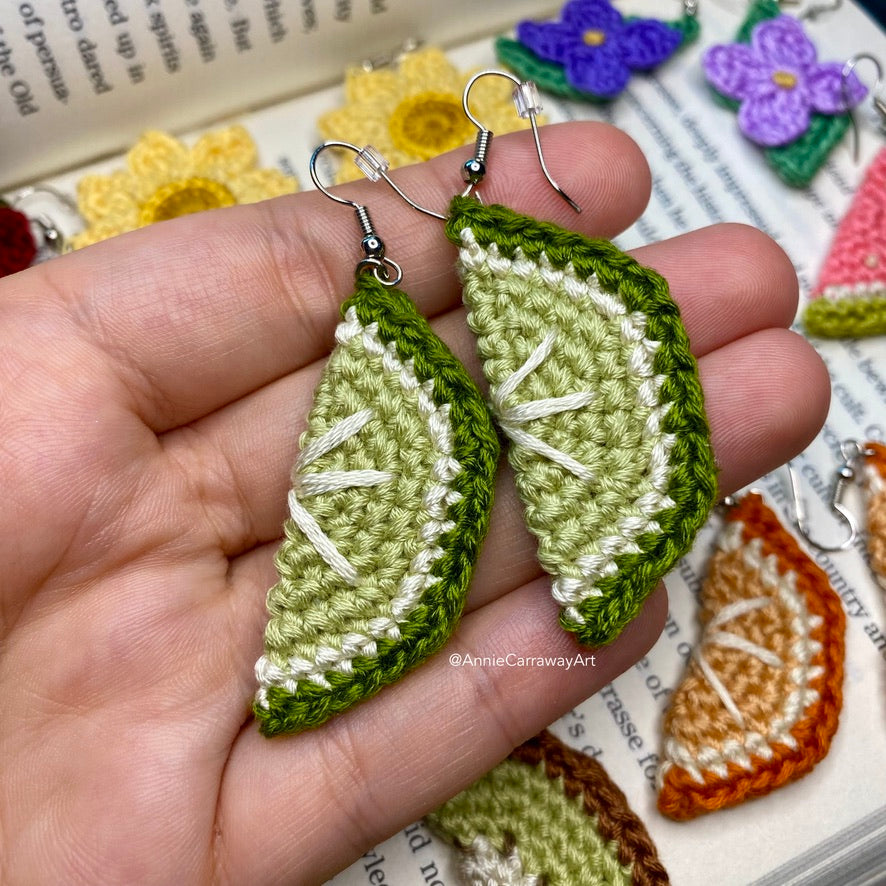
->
[139,176,236,225]
[582,28,607,46]
[771,70,798,89]
[388,90,474,161]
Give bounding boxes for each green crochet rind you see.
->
[447,197,717,647]
[711,0,852,188]
[494,16,699,103]
[255,273,499,736]
[428,758,632,886]
[803,294,886,338]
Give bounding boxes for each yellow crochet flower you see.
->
[318,47,539,183]
[71,125,297,249]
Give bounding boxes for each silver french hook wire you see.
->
[797,0,842,20]
[787,440,866,552]
[841,54,886,164]
[309,141,404,286]
[461,70,582,213]
[11,185,78,253]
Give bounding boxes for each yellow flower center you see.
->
[388,91,474,161]
[772,70,797,89]
[139,176,237,225]
[583,29,606,46]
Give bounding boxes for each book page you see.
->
[0,0,559,189]
[17,1,886,883]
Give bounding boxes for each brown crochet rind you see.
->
[658,493,845,820]
[513,731,670,886]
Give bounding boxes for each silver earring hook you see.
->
[796,0,842,20]
[309,141,404,286]
[10,185,79,254]
[461,70,582,213]
[841,54,886,164]
[787,439,869,552]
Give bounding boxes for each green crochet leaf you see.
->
[710,0,852,188]
[254,273,499,736]
[447,197,716,647]
[494,16,699,103]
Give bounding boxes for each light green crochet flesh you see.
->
[255,274,498,736]
[263,327,436,663]
[447,197,717,647]
[428,759,631,886]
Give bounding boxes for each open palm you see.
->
[0,124,828,885]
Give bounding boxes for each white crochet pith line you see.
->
[491,329,596,483]
[459,231,676,623]
[863,461,886,592]
[288,407,391,586]
[658,521,824,786]
[693,596,784,730]
[460,836,540,886]
[818,280,886,301]
[255,309,463,703]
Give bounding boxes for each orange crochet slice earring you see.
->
[657,492,845,820]
[861,441,886,590]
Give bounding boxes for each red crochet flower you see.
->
[0,205,37,277]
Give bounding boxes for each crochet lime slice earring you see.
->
[427,730,670,886]
[253,143,499,737]
[657,492,845,820]
[372,72,717,647]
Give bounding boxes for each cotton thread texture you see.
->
[704,0,861,187]
[447,196,716,647]
[863,442,886,590]
[428,730,670,886]
[317,47,536,184]
[804,148,886,338]
[496,0,697,102]
[254,273,498,736]
[0,204,37,277]
[71,126,297,248]
[657,493,845,820]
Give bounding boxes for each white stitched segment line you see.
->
[694,597,783,730]
[256,309,463,702]
[460,836,540,886]
[491,329,595,483]
[287,408,392,586]
[459,231,678,620]
[659,520,824,784]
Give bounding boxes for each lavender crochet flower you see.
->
[516,0,683,99]
[703,15,867,147]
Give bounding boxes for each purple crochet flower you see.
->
[516,0,682,98]
[703,15,867,147]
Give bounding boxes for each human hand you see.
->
[0,123,828,884]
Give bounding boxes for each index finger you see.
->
[8,122,650,433]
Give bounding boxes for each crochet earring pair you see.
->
[254,73,717,737]
[497,0,869,188]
